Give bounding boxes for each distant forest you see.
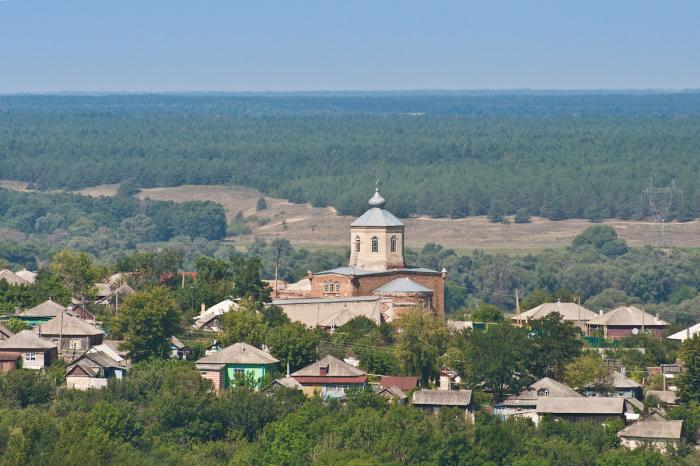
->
[1,93,700,220]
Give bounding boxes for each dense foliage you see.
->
[1,94,700,220]
[0,188,226,241]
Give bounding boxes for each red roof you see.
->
[293,376,367,385]
[380,376,419,391]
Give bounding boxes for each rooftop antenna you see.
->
[643,178,682,249]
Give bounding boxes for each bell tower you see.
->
[349,184,405,271]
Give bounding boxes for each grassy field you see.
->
[64,183,700,253]
[4,179,698,252]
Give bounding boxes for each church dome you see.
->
[368,188,386,208]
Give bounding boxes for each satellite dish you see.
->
[632,328,639,335]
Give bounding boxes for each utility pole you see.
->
[274,239,282,298]
[643,178,682,249]
[515,289,521,327]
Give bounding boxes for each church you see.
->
[271,187,446,328]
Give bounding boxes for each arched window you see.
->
[323,281,330,293]
[390,235,397,253]
[371,236,379,253]
[537,389,549,397]
[334,282,340,293]
[355,236,361,252]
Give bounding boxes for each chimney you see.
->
[441,268,448,279]
[200,303,206,314]
[439,373,450,390]
[307,270,313,281]
[599,310,604,316]
[319,365,328,376]
[620,366,626,377]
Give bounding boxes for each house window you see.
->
[355,236,361,252]
[324,281,340,294]
[537,389,549,397]
[371,236,379,253]
[25,352,36,361]
[390,235,397,252]
[69,339,82,351]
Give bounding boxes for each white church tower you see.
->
[349,185,405,271]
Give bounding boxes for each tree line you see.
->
[1,94,700,220]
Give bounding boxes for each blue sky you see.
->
[0,0,698,92]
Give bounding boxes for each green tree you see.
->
[469,303,504,322]
[461,324,532,401]
[221,298,267,347]
[563,353,612,391]
[230,256,271,302]
[266,322,321,373]
[0,369,54,408]
[514,208,531,224]
[112,286,181,362]
[256,198,268,211]
[529,312,582,379]
[395,308,450,385]
[5,318,29,334]
[678,334,700,402]
[50,249,101,301]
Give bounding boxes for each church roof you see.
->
[351,208,404,228]
[315,266,439,277]
[373,278,433,294]
[351,187,404,227]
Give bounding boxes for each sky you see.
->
[0,0,698,93]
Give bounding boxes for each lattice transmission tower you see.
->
[642,178,682,249]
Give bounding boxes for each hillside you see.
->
[75,183,700,252]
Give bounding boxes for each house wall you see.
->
[0,360,17,373]
[620,437,677,453]
[21,351,46,370]
[589,325,666,339]
[199,369,224,393]
[67,376,109,391]
[225,364,274,389]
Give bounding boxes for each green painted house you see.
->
[195,342,279,392]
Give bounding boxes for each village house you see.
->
[196,342,279,393]
[0,269,31,286]
[0,352,20,373]
[586,306,669,339]
[668,323,700,342]
[535,396,626,425]
[412,389,475,421]
[66,349,126,390]
[617,412,683,453]
[0,330,58,369]
[376,385,408,404]
[583,371,643,399]
[17,299,69,326]
[270,296,382,331]
[264,376,304,392]
[193,299,238,331]
[290,355,368,399]
[271,187,447,323]
[379,375,419,393]
[35,312,104,360]
[0,323,13,340]
[170,336,190,360]
[512,300,597,331]
[495,377,581,421]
